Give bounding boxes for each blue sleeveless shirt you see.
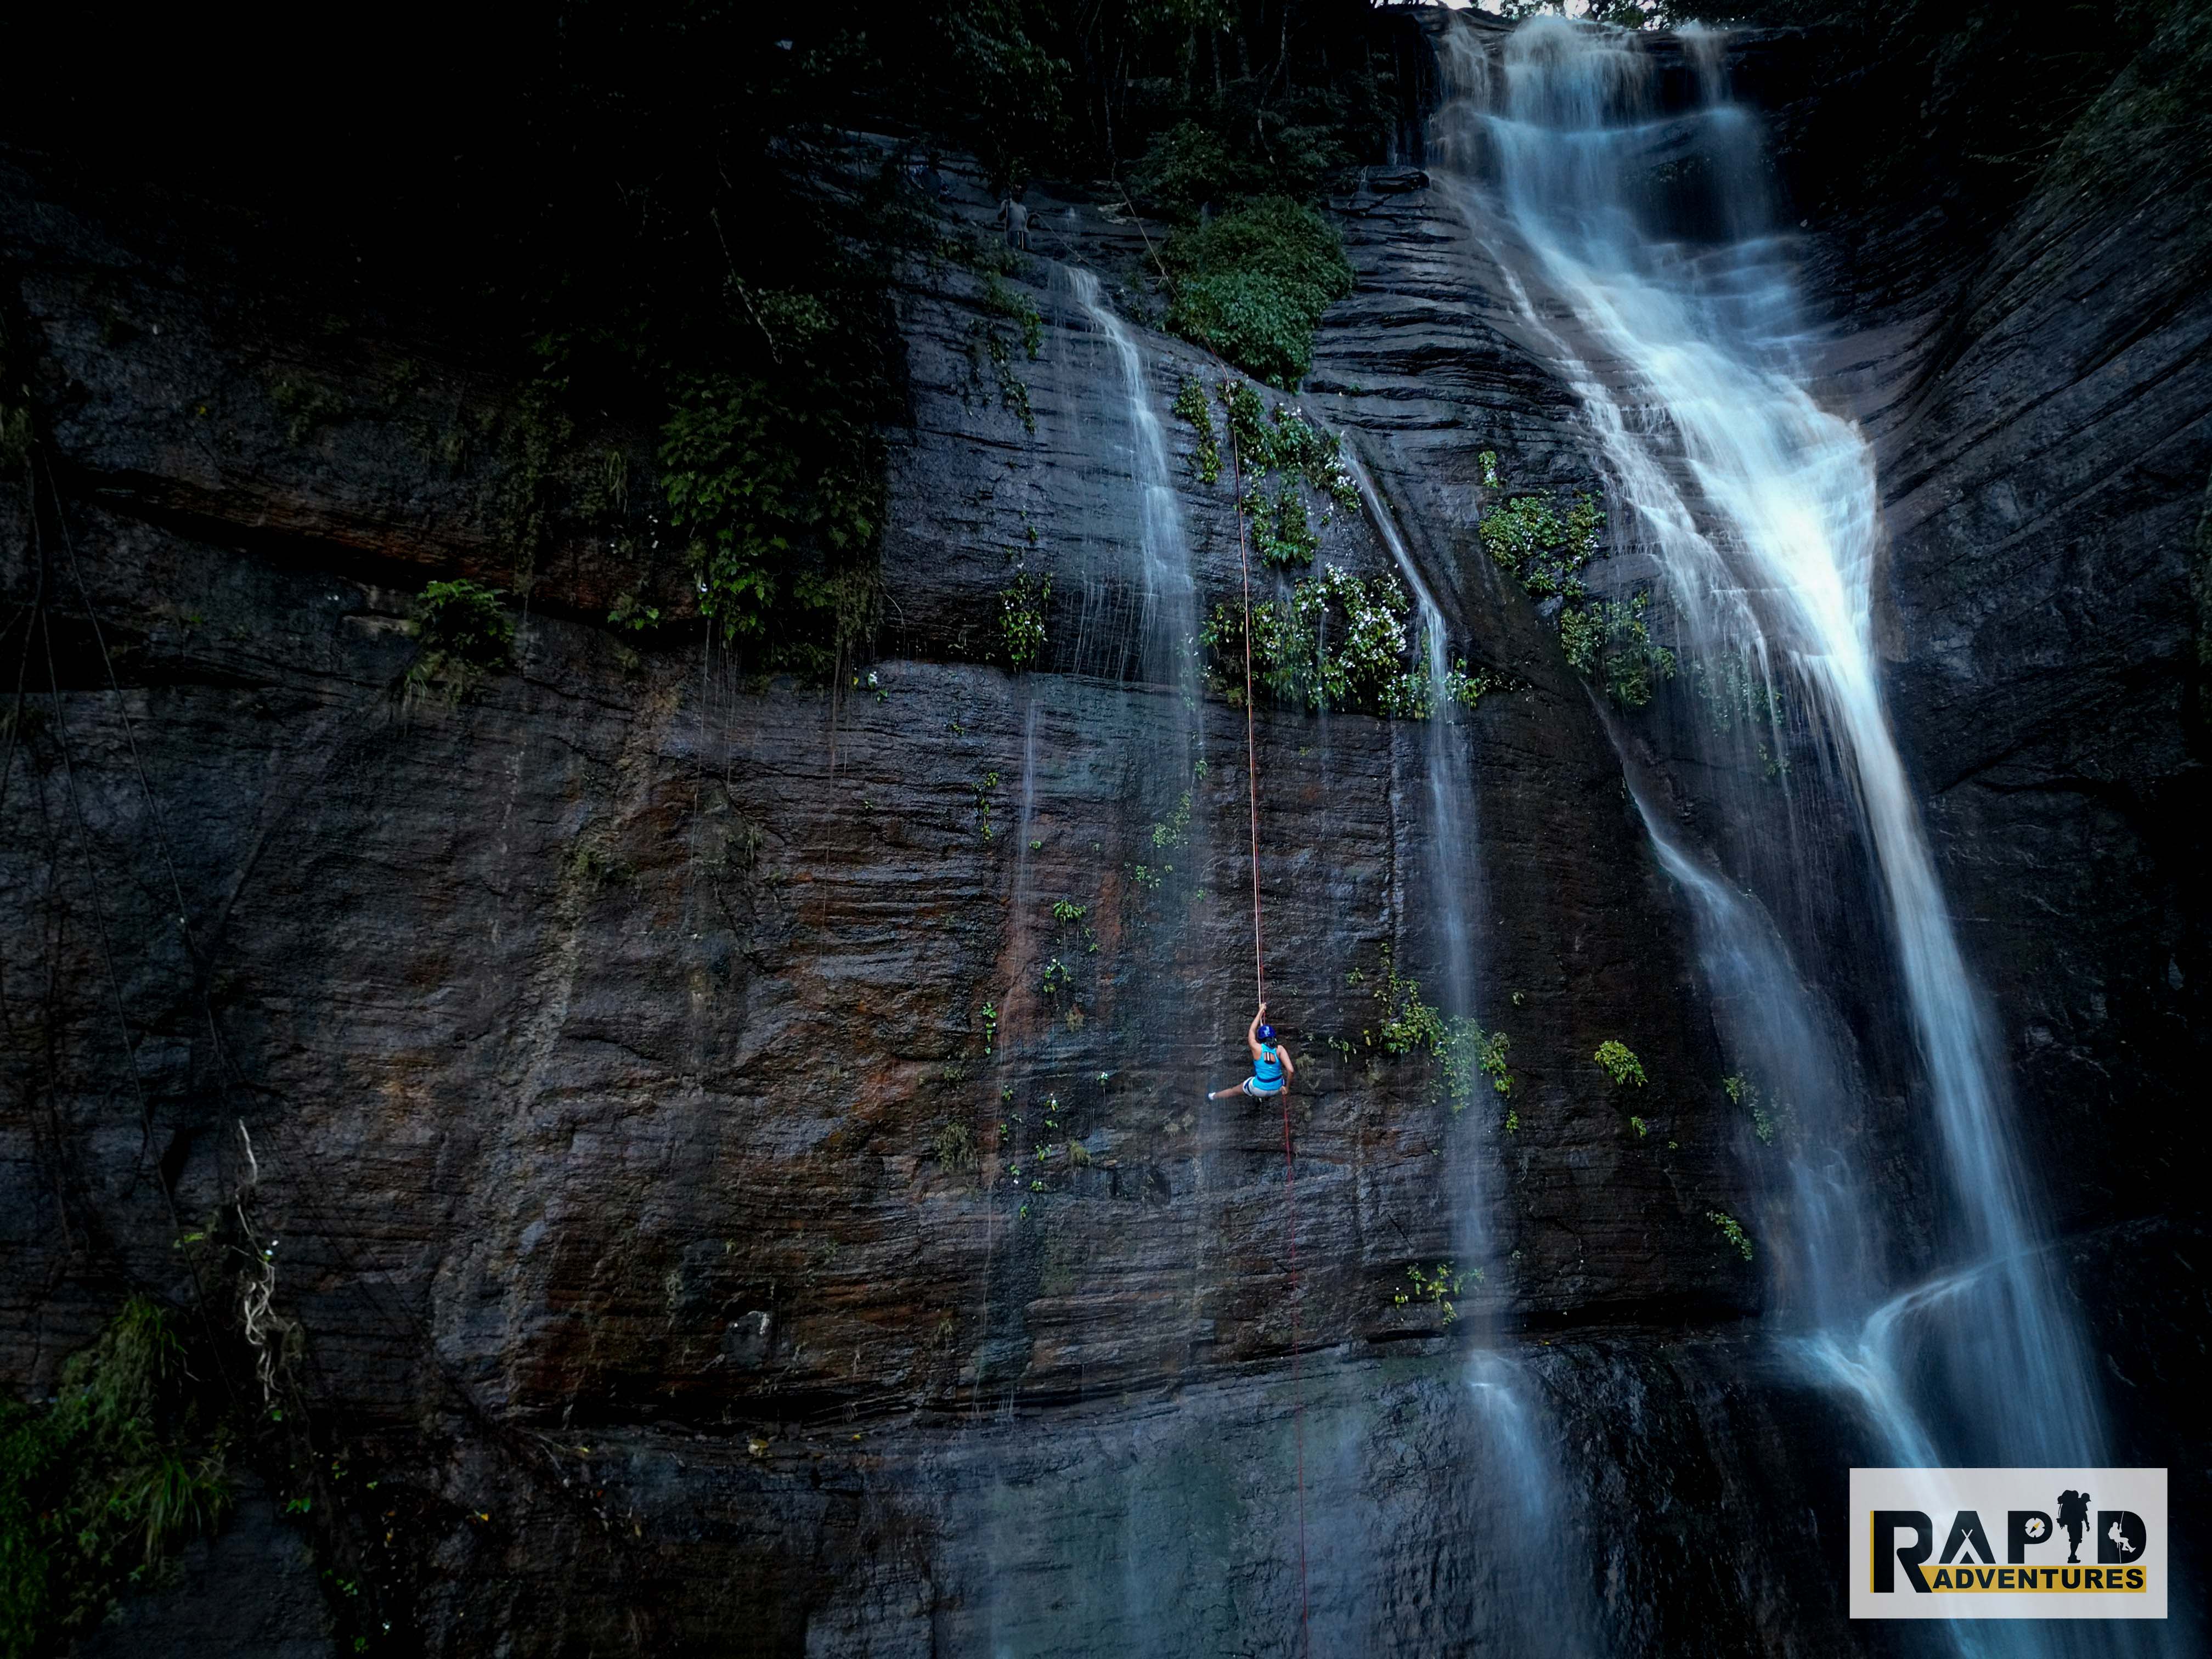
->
[1252,1043,1284,1090]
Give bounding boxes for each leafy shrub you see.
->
[1724,1072,1786,1145]
[1359,952,1514,1114]
[1480,483,1677,708]
[410,579,515,698]
[1393,1262,1476,1326]
[1246,481,1319,566]
[1164,198,1354,387]
[1481,492,1605,599]
[964,276,1043,433]
[1203,565,1495,719]
[1594,1040,1647,1087]
[1691,650,1785,734]
[1,1298,232,1658]
[661,374,883,650]
[1131,119,1271,219]
[1204,382,1361,574]
[999,573,1050,671]
[934,1121,977,1176]
[1215,385,1359,508]
[1442,1020,1514,1114]
[1368,947,1447,1058]
[1171,377,1221,483]
[1708,1210,1754,1261]
[1559,593,1677,708]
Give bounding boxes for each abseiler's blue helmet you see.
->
[1256,1024,1276,1042]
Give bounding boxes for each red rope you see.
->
[1227,402,1309,1655]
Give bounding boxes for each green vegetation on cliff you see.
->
[1164,199,1356,387]
[1,1300,232,1659]
[1479,475,1675,708]
[1202,566,1497,719]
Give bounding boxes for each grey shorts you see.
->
[1241,1077,1285,1099]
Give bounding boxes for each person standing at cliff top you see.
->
[1209,1003,1294,1103]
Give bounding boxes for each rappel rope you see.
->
[1227,417,1310,1656]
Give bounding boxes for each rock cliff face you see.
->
[3,8,2209,1656]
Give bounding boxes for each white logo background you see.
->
[1850,1467,2167,1620]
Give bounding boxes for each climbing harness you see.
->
[1226,416,1310,1656]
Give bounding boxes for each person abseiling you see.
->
[1210,1002,1294,1102]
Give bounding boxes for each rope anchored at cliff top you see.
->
[1226,405,1310,1656]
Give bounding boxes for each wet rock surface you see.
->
[3,10,2210,1652]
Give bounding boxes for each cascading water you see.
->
[1065,267,1203,697]
[1346,445,1598,1657]
[1429,15,2162,1653]
[1345,450,1477,1025]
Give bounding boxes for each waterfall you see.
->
[1066,267,1201,697]
[1346,445,1599,1657]
[1429,14,2126,1621]
[1344,449,1477,1023]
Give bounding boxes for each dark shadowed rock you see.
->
[3,6,2210,1648]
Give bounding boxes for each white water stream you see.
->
[1066,267,1201,695]
[1429,26,2129,1645]
[1346,449,1599,1657]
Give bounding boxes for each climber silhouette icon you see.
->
[2055,1489,2092,1564]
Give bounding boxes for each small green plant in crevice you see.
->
[1150,792,1192,855]
[1628,1115,1649,1139]
[1478,449,1502,489]
[1049,898,1099,957]
[933,1120,978,1177]
[0,1296,233,1657]
[1360,950,1515,1114]
[999,572,1050,672]
[1392,1262,1477,1327]
[1040,956,1072,998]
[408,579,515,700]
[980,1002,999,1056]
[1131,792,1192,899]
[1172,377,1221,483]
[566,837,633,894]
[1442,1020,1514,1115]
[1503,1107,1520,1136]
[974,771,1001,840]
[1246,479,1319,567]
[1192,381,1363,578]
[1203,565,1500,720]
[1001,1088,1086,1221]
[1559,592,1677,709]
[1724,1073,1787,1147]
[485,377,573,580]
[270,374,347,444]
[1708,1210,1754,1262]
[1368,946,1446,1058]
[1594,1040,1647,1088]
[963,275,1043,435]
